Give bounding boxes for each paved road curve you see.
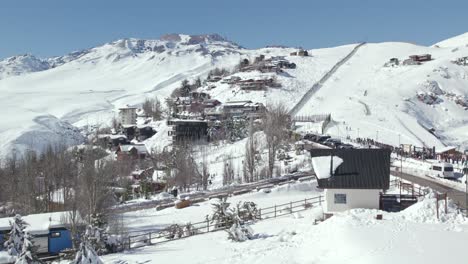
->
[392,170,467,209]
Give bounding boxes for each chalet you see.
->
[121,124,137,140]
[175,111,203,120]
[409,54,432,62]
[206,76,222,82]
[116,144,148,160]
[310,148,390,213]
[119,106,137,125]
[167,119,208,143]
[298,50,309,56]
[223,101,266,118]
[204,106,224,121]
[221,76,242,84]
[274,60,296,69]
[203,99,221,108]
[385,58,400,67]
[0,212,76,256]
[96,134,128,148]
[131,167,155,180]
[137,125,156,141]
[189,91,210,101]
[174,96,192,112]
[435,146,463,161]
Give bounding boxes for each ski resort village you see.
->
[1,15,468,263]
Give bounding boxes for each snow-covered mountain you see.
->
[0,54,52,80]
[0,33,467,156]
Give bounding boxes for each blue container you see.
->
[48,228,72,255]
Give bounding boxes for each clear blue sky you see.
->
[1,0,467,59]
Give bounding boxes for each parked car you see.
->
[323,138,342,148]
[316,136,331,143]
[338,144,354,149]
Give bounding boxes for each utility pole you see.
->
[465,164,468,215]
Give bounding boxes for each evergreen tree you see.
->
[72,226,104,264]
[4,214,27,257]
[87,215,107,255]
[14,232,42,264]
[72,241,103,264]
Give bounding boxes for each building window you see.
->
[50,232,61,238]
[334,193,347,204]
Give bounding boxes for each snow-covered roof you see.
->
[224,100,253,107]
[435,146,457,154]
[311,149,390,189]
[0,212,73,234]
[133,144,148,154]
[311,156,344,179]
[118,144,148,154]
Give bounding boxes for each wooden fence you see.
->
[124,195,323,249]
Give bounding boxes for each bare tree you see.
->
[198,146,210,190]
[142,96,163,120]
[75,146,118,224]
[263,103,290,178]
[222,154,235,186]
[243,118,257,183]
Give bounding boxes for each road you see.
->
[392,170,467,209]
[111,173,315,214]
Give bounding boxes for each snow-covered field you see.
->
[121,180,321,234]
[102,181,468,264]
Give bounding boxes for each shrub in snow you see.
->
[236,201,259,221]
[165,224,184,239]
[209,198,234,229]
[226,222,254,242]
[4,214,28,257]
[14,232,42,264]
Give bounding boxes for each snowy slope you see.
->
[1,33,468,156]
[433,32,468,48]
[296,41,468,149]
[0,34,244,156]
[103,186,468,264]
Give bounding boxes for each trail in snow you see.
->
[289,42,367,116]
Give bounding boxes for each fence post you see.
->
[290,201,293,212]
[304,198,307,208]
[319,196,322,206]
[274,205,277,218]
[207,218,210,232]
[259,209,262,219]
[149,232,152,245]
[128,237,131,249]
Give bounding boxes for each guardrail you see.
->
[124,195,323,249]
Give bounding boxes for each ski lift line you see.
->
[289,42,367,117]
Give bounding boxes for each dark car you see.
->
[338,143,354,149]
[316,136,331,143]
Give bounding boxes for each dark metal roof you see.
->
[310,148,390,190]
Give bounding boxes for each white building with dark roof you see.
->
[310,148,391,213]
